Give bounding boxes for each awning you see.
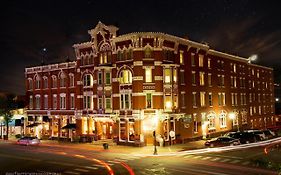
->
[26,123,41,127]
[62,123,76,130]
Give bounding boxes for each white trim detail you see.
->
[133,61,143,66]
[133,76,143,81]
[113,94,120,97]
[77,95,83,99]
[132,92,145,96]
[155,76,163,81]
[112,78,119,82]
[154,61,162,66]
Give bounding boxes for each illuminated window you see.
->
[199,72,205,86]
[233,63,236,73]
[180,51,184,65]
[83,74,93,87]
[105,72,111,85]
[172,68,177,82]
[146,93,152,108]
[219,111,226,128]
[199,54,204,67]
[208,58,211,68]
[29,95,33,109]
[120,94,131,109]
[145,67,152,83]
[192,92,197,107]
[98,97,103,109]
[207,113,216,130]
[200,92,206,107]
[218,93,225,106]
[193,114,198,133]
[83,95,93,109]
[105,98,111,109]
[250,107,253,116]
[164,68,171,83]
[165,95,172,111]
[208,73,212,86]
[241,110,247,124]
[119,69,132,84]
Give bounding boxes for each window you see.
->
[219,112,227,128]
[208,74,212,86]
[59,73,66,87]
[83,95,93,109]
[60,94,66,109]
[144,47,152,58]
[208,93,213,106]
[193,114,198,133]
[53,94,57,109]
[98,97,103,109]
[180,71,185,84]
[192,92,197,107]
[199,72,205,86]
[98,72,102,85]
[146,93,152,108]
[180,51,184,65]
[145,67,152,83]
[208,58,211,68]
[218,75,225,87]
[52,76,57,88]
[164,68,171,83]
[35,95,40,109]
[44,95,48,109]
[43,77,48,89]
[127,49,133,59]
[35,78,40,89]
[259,106,262,115]
[165,95,172,111]
[117,50,122,61]
[105,72,111,85]
[200,92,205,107]
[208,113,216,130]
[70,94,75,109]
[181,93,185,107]
[218,93,225,106]
[191,53,195,66]
[241,110,247,124]
[29,95,33,109]
[250,107,253,116]
[192,71,196,85]
[120,94,131,109]
[69,74,74,87]
[83,74,93,87]
[105,98,111,109]
[173,68,177,83]
[119,70,132,84]
[199,54,204,67]
[233,63,236,73]
[249,93,252,103]
[28,79,33,90]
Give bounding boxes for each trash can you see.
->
[103,143,109,150]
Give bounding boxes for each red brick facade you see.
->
[25,22,275,145]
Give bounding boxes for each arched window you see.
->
[34,75,41,89]
[59,72,67,87]
[52,76,57,88]
[127,49,133,60]
[43,77,48,89]
[83,74,93,87]
[207,112,216,130]
[119,69,132,84]
[69,74,74,87]
[28,79,33,90]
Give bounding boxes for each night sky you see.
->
[1,0,281,95]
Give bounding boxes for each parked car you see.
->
[244,130,266,140]
[205,136,240,147]
[17,136,40,146]
[262,130,276,140]
[225,131,261,144]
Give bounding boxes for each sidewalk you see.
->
[1,136,206,155]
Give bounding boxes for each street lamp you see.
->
[248,54,258,63]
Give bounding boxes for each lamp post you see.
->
[153,130,157,155]
[248,54,258,63]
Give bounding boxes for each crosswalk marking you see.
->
[64,171,80,175]
[74,168,90,172]
[230,159,240,164]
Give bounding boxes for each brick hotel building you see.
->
[25,22,276,145]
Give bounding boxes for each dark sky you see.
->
[1,0,281,95]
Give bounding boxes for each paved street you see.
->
[0,140,280,175]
